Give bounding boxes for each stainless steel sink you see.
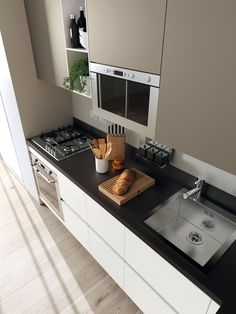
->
[143,189,236,267]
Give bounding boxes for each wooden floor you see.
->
[0,161,142,314]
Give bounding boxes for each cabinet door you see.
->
[87,0,166,74]
[86,195,125,257]
[89,229,124,288]
[156,0,236,175]
[125,228,213,314]
[24,0,68,87]
[62,201,90,252]
[58,173,87,221]
[124,264,176,314]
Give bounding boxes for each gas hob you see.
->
[31,126,92,161]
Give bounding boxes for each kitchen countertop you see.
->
[28,135,236,313]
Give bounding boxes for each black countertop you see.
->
[28,137,236,314]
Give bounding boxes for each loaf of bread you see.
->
[112,169,136,195]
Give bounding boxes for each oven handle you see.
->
[33,165,56,184]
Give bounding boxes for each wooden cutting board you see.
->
[98,168,155,205]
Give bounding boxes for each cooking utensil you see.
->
[92,138,98,148]
[99,143,107,159]
[97,138,105,144]
[105,142,112,159]
[92,148,102,159]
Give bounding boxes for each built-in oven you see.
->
[90,62,160,138]
[30,152,64,220]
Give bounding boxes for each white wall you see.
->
[72,94,236,197]
[0,0,73,139]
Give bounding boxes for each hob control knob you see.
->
[104,67,109,73]
[129,73,135,79]
[146,76,151,83]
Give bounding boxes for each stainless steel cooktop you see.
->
[31,126,92,161]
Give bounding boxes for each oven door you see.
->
[91,63,160,138]
[33,164,64,220]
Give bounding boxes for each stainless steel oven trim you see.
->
[90,62,160,87]
[91,71,159,138]
[31,153,64,220]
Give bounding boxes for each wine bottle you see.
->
[77,7,87,32]
[69,14,82,48]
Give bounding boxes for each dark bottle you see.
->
[77,7,87,32]
[69,14,82,48]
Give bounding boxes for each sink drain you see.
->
[186,231,203,245]
[201,219,215,230]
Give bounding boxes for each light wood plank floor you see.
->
[0,161,142,314]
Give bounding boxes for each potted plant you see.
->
[63,58,89,94]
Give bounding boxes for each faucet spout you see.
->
[183,179,205,202]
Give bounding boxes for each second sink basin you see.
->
[143,189,236,267]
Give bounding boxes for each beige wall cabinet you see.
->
[156,0,236,175]
[24,0,91,97]
[24,0,68,88]
[87,0,167,74]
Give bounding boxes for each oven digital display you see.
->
[113,70,123,77]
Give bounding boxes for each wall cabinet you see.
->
[25,0,91,97]
[87,0,167,74]
[24,0,68,88]
[156,0,236,175]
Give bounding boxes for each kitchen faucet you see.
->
[183,179,205,202]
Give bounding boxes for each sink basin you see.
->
[143,189,236,267]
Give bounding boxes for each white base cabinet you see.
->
[28,154,220,314]
[89,229,124,289]
[124,264,176,314]
[62,201,90,252]
[125,228,212,314]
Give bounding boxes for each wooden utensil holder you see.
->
[107,135,125,160]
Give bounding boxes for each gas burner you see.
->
[31,125,92,160]
[63,145,79,154]
[78,136,87,144]
[41,131,66,144]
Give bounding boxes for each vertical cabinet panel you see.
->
[86,195,125,257]
[124,264,175,314]
[24,0,68,87]
[87,0,166,74]
[156,0,236,175]
[62,201,90,252]
[125,228,212,314]
[89,229,124,288]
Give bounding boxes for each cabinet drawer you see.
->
[62,201,90,252]
[89,229,124,288]
[58,173,87,220]
[125,228,211,314]
[206,300,220,314]
[124,264,175,314]
[86,196,124,257]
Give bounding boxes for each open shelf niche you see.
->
[61,0,91,98]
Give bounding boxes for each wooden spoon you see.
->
[97,138,105,145]
[105,142,112,159]
[92,148,102,159]
[99,143,107,159]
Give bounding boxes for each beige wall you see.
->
[0,0,73,138]
[72,94,236,197]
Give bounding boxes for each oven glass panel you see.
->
[35,170,63,219]
[127,81,150,126]
[99,74,126,117]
